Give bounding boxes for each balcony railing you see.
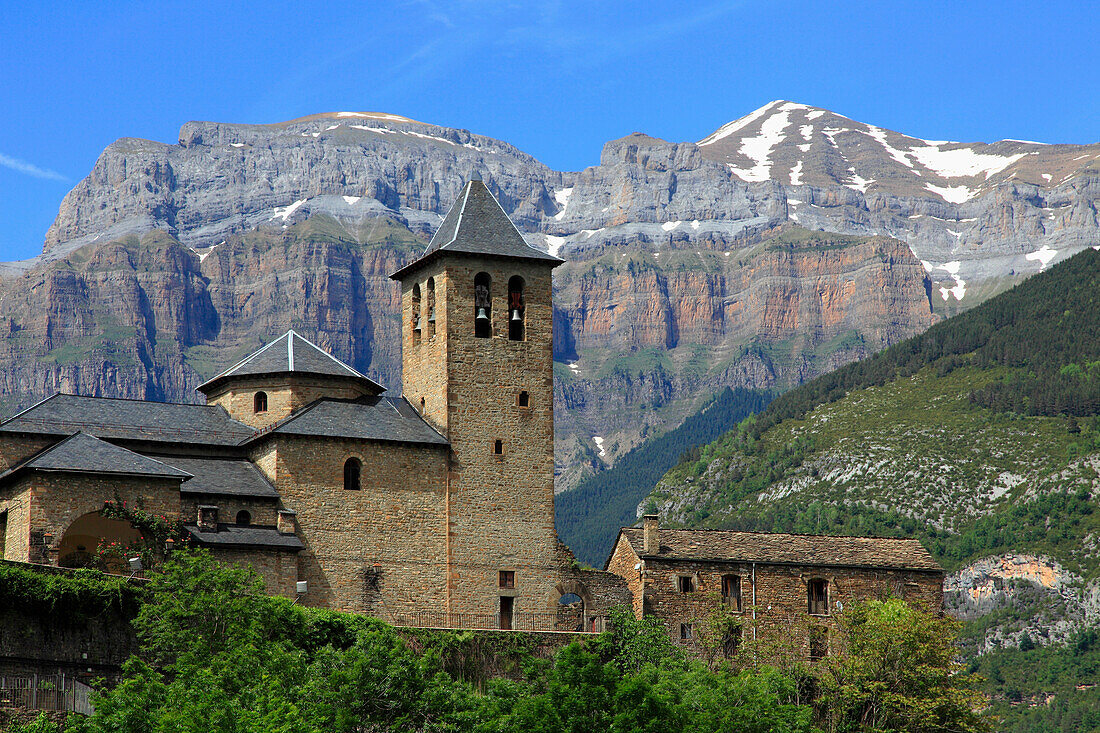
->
[389,610,608,634]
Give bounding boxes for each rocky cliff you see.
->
[3,103,1097,489]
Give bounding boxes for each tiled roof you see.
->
[390,179,562,279]
[262,397,448,446]
[0,432,191,485]
[0,393,256,447]
[155,456,279,498]
[197,330,384,395]
[185,524,304,550]
[618,527,942,572]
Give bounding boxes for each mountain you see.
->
[1,102,1097,491]
[645,248,1100,659]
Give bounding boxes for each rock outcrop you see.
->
[3,102,1097,488]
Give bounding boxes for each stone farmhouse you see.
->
[0,179,942,653]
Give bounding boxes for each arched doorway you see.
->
[57,511,142,570]
[554,580,595,632]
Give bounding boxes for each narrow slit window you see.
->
[411,283,422,341]
[344,458,362,491]
[493,439,503,455]
[254,391,268,413]
[507,276,525,341]
[474,272,492,338]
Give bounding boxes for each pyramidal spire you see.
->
[390,179,561,280]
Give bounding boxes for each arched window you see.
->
[426,277,437,338]
[474,272,492,338]
[411,283,422,340]
[235,510,251,526]
[344,458,362,491]
[254,391,268,413]
[507,276,525,341]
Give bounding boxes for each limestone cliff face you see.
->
[9,101,1093,489]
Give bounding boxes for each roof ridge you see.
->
[285,330,372,381]
[623,526,925,542]
[220,334,289,379]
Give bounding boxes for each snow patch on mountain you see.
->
[698,100,781,146]
[726,106,796,182]
[1025,244,1058,270]
[925,183,976,204]
[909,144,1026,179]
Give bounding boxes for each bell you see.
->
[476,307,489,322]
[511,309,522,322]
[413,317,422,331]
[427,311,436,324]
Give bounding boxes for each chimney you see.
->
[277,510,297,535]
[198,505,218,532]
[642,514,659,555]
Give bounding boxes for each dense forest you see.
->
[2,552,989,733]
[555,386,773,567]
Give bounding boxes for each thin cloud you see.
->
[0,152,68,182]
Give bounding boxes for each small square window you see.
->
[678,575,695,593]
[499,570,515,589]
[680,623,693,640]
[517,391,530,408]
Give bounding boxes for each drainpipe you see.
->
[752,563,757,644]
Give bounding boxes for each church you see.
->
[0,179,942,653]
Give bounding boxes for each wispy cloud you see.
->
[0,152,68,182]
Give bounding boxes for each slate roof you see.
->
[0,432,191,485]
[185,524,305,550]
[390,179,562,280]
[0,393,256,447]
[261,396,448,446]
[197,330,384,395]
[616,527,941,572]
[155,456,279,498]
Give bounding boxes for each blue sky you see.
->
[1,1,1097,261]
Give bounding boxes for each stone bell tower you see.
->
[390,178,565,620]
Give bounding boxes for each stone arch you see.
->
[57,510,142,569]
[554,579,595,609]
[553,579,595,632]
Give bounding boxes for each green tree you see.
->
[816,599,990,733]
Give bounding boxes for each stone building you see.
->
[0,179,628,632]
[604,515,944,657]
[0,179,941,649]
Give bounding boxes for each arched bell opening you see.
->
[57,511,142,571]
[426,277,437,338]
[411,283,422,343]
[474,272,492,338]
[507,276,525,341]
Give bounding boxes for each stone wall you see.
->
[206,375,372,429]
[1,474,181,565]
[208,546,299,598]
[180,496,280,528]
[255,433,450,616]
[0,435,54,473]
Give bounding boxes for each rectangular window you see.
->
[808,578,828,615]
[721,574,742,611]
[493,439,504,455]
[680,623,693,640]
[678,575,695,593]
[499,570,515,589]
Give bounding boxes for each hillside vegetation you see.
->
[644,248,1100,728]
